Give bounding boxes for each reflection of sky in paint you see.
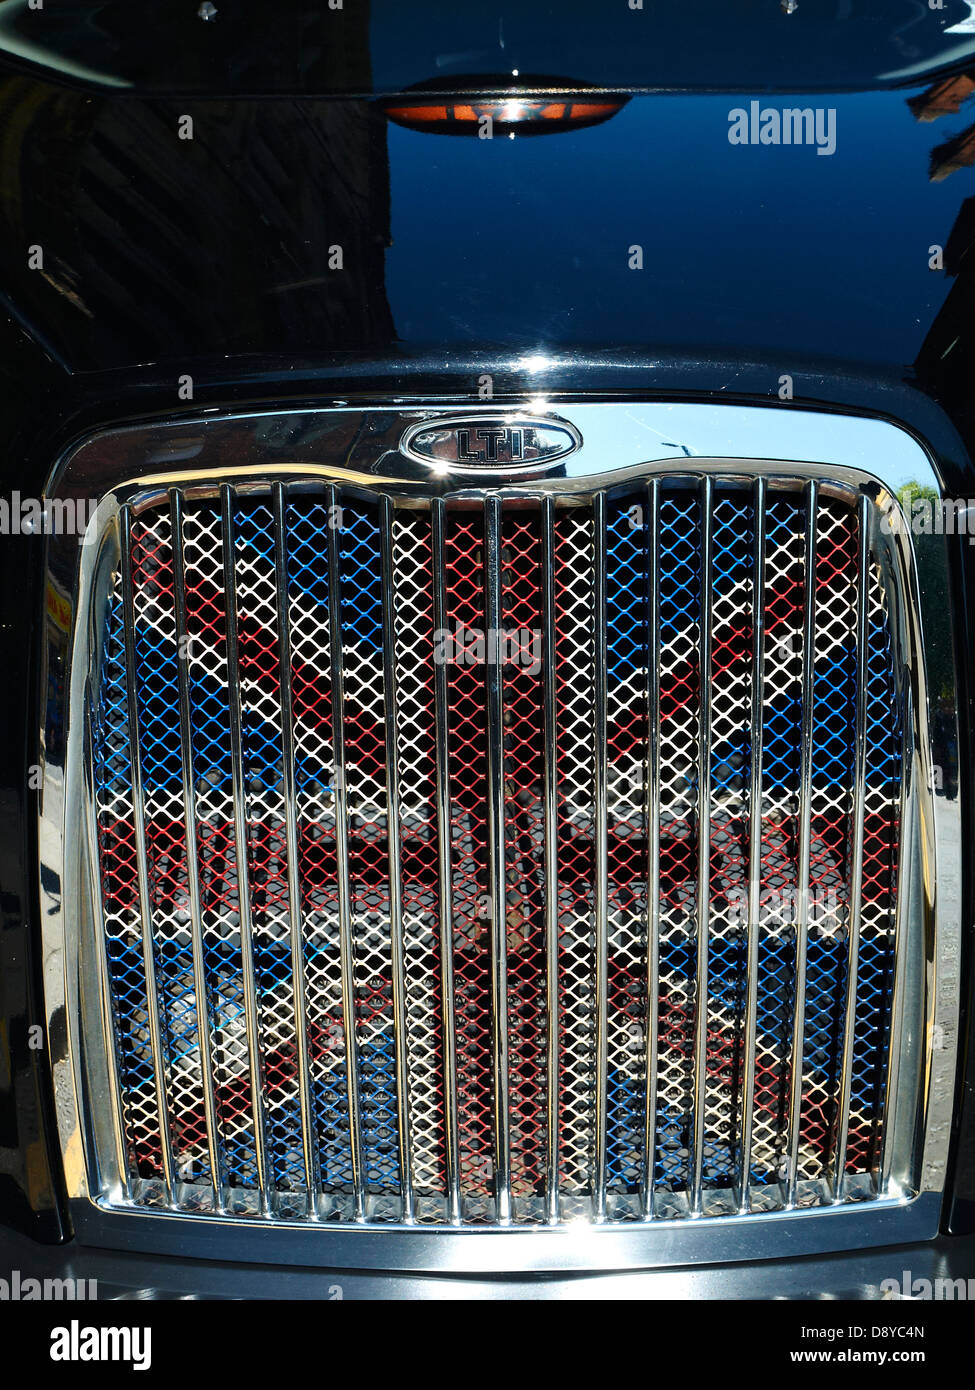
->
[367,0,975,91]
[385,91,970,373]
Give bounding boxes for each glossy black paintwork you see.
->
[0,317,66,1241]
[3,0,975,97]
[1,39,975,1244]
[3,78,975,377]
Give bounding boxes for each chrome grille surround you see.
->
[40,401,959,1271]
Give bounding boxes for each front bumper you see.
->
[3,1224,975,1299]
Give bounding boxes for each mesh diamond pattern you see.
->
[655,491,701,1191]
[391,513,446,1206]
[182,503,259,1190]
[796,498,859,1179]
[749,496,804,1185]
[605,498,650,1192]
[91,478,903,1220]
[844,563,901,1174]
[95,575,162,1178]
[131,512,212,1184]
[285,501,353,1195]
[554,510,597,1197]
[338,503,400,1194]
[702,493,753,1189]
[499,512,547,1212]
[444,509,494,1211]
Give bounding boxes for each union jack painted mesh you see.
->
[92,476,902,1223]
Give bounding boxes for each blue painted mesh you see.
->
[845,562,902,1171]
[285,500,354,1193]
[702,492,753,1188]
[750,495,804,1184]
[95,579,161,1177]
[337,502,400,1196]
[655,490,701,1191]
[131,511,213,1184]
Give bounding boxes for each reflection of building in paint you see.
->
[907,73,975,121]
[0,0,395,369]
[906,67,975,180]
[915,194,975,710]
[929,125,975,181]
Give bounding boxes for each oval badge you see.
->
[400,414,582,473]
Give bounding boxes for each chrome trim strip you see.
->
[82,696,132,1200]
[541,495,560,1225]
[271,481,319,1214]
[169,490,222,1207]
[879,702,915,1196]
[324,483,365,1219]
[739,476,766,1213]
[430,498,462,1224]
[379,494,414,1222]
[119,507,176,1204]
[69,1188,945,1273]
[68,401,933,498]
[785,479,819,1209]
[832,494,870,1200]
[483,495,511,1224]
[642,478,661,1219]
[220,484,271,1215]
[592,490,609,1220]
[880,495,921,1195]
[690,476,714,1215]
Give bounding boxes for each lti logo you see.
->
[401,414,582,473]
[457,426,524,463]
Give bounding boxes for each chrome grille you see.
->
[85,470,913,1227]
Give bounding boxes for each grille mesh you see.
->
[90,475,903,1223]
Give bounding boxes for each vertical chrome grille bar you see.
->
[220,484,271,1215]
[120,506,176,1204]
[430,497,461,1223]
[593,490,610,1220]
[483,495,511,1223]
[541,496,560,1224]
[379,494,414,1222]
[642,479,661,1218]
[83,698,132,1199]
[691,476,714,1214]
[832,493,870,1199]
[271,481,319,1215]
[739,476,766,1212]
[170,490,222,1208]
[879,685,913,1195]
[786,479,818,1207]
[325,483,365,1219]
